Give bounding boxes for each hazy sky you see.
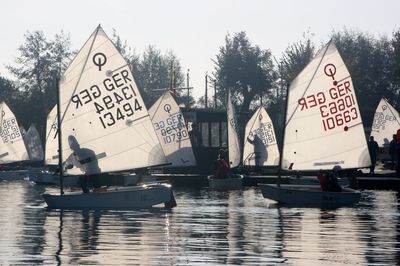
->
[1,0,399,100]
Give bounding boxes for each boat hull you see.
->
[259,184,361,206]
[31,172,155,187]
[42,183,176,209]
[0,170,30,181]
[208,175,243,190]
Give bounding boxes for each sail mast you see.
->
[277,83,289,185]
[56,78,64,195]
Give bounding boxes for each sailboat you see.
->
[243,106,280,167]
[42,25,176,209]
[23,124,44,162]
[370,98,400,147]
[148,90,196,167]
[0,102,30,180]
[259,41,370,206]
[208,89,243,190]
[29,105,81,186]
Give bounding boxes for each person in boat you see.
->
[214,149,229,179]
[247,134,267,169]
[63,135,101,193]
[317,166,342,192]
[389,134,397,170]
[367,136,379,174]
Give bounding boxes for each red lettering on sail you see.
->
[297,63,360,131]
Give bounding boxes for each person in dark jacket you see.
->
[389,134,397,170]
[214,149,229,179]
[368,136,379,174]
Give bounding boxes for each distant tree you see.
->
[111,30,192,107]
[0,76,19,104]
[133,46,187,107]
[7,30,73,134]
[279,36,315,89]
[267,36,316,130]
[214,32,277,112]
[331,28,394,127]
[111,28,139,66]
[389,28,400,109]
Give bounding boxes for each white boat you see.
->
[42,25,176,209]
[259,184,360,207]
[260,41,370,206]
[370,98,400,147]
[43,183,175,209]
[243,107,280,167]
[208,89,243,189]
[148,91,196,167]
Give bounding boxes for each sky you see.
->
[1,0,399,101]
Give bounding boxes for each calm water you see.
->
[1,181,400,265]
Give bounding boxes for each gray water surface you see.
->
[0,180,399,265]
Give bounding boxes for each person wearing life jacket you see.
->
[317,166,342,192]
[214,149,229,179]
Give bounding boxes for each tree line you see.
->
[1,27,399,142]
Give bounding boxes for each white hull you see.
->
[259,184,361,206]
[0,170,30,181]
[30,172,156,187]
[42,183,176,209]
[208,175,243,190]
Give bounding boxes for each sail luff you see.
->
[59,26,101,126]
[227,89,241,168]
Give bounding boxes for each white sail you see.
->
[282,41,371,171]
[0,102,29,163]
[370,98,400,147]
[227,89,241,168]
[148,91,196,167]
[44,106,59,165]
[59,25,166,175]
[24,124,44,161]
[243,107,280,166]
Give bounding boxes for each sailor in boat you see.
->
[64,135,101,193]
[246,133,267,170]
[317,166,342,192]
[214,149,229,179]
[367,136,379,174]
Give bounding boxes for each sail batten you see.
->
[282,42,371,171]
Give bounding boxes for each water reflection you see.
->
[3,182,400,265]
